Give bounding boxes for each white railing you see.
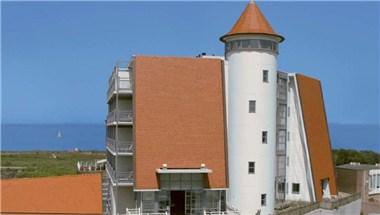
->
[107,138,133,154]
[106,163,134,184]
[226,205,240,215]
[77,160,105,172]
[126,208,168,215]
[203,209,227,215]
[107,110,133,124]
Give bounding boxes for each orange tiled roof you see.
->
[1,174,102,214]
[134,56,228,190]
[220,1,284,42]
[296,74,338,201]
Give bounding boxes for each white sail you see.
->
[57,130,63,138]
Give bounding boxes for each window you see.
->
[248,162,255,174]
[292,183,300,194]
[225,39,277,53]
[287,131,290,141]
[260,40,272,49]
[249,100,256,113]
[261,194,267,206]
[242,40,250,48]
[263,70,269,83]
[278,183,285,193]
[262,131,268,144]
[278,130,286,144]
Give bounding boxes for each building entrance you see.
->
[170,191,185,215]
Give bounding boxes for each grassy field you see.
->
[1,151,105,179]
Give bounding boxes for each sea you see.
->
[1,123,379,152]
[1,124,105,151]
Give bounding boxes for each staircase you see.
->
[102,173,111,215]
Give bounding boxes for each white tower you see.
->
[220,2,284,214]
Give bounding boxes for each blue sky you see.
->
[2,1,379,125]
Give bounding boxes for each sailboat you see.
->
[57,129,63,139]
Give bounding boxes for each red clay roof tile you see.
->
[220,2,284,42]
[134,56,228,190]
[1,174,102,214]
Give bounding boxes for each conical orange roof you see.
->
[220,1,284,42]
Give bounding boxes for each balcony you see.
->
[107,67,133,101]
[106,138,133,155]
[107,110,133,125]
[106,163,134,186]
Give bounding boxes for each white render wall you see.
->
[285,77,314,202]
[225,37,278,215]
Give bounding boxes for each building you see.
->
[1,174,103,215]
[336,162,380,214]
[104,2,340,215]
[336,162,380,199]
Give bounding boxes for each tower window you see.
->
[262,131,268,144]
[263,70,269,83]
[292,183,300,194]
[242,40,250,48]
[248,162,255,174]
[261,194,267,206]
[249,100,256,113]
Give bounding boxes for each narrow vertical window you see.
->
[248,162,255,174]
[263,70,269,83]
[249,100,256,113]
[261,194,266,206]
[262,131,268,144]
[261,193,267,206]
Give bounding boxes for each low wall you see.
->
[276,193,362,215]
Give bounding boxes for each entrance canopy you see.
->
[156,168,212,190]
[156,168,212,174]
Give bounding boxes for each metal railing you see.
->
[107,110,133,124]
[126,208,168,215]
[106,163,134,184]
[77,160,105,172]
[107,138,134,154]
[107,68,133,99]
[226,205,240,215]
[203,209,227,215]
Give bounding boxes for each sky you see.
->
[2,1,379,125]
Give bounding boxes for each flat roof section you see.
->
[337,163,380,171]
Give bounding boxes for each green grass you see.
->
[1,151,105,178]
